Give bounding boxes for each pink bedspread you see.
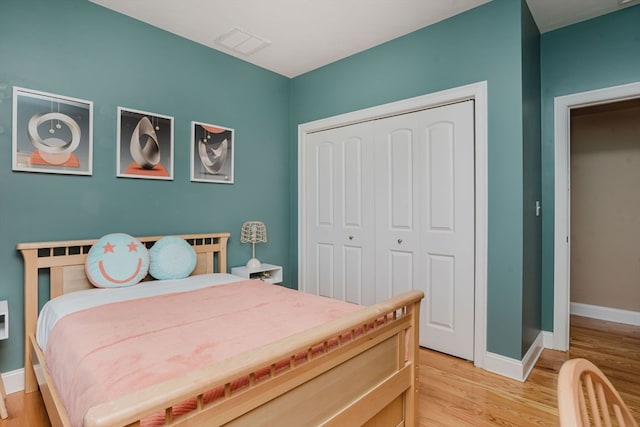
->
[45,280,362,427]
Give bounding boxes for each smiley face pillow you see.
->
[85,233,150,288]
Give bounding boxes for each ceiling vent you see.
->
[214,28,270,56]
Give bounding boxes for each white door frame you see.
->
[298,81,488,367]
[553,81,640,351]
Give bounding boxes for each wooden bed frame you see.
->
[18,232,423,427]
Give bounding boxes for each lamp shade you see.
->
[240,221,267,244]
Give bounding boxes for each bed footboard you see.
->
[84,290,423,427]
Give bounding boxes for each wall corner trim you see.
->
[484,332,545,382]
[542,330,554,348]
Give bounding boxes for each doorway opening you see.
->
[553,81,640,351]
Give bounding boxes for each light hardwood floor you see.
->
[2,315,638,426]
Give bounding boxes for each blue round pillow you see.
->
[85,233,150,288]
[149,236,197,280]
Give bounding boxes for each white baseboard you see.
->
[484,331,545,382]
[522,332,545,380]
[571,302,640,326]
[542,330,554,349]
[2,368,24,394]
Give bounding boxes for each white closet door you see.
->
[374,101,475,360]
[303,122,376,305]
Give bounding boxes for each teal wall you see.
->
[0,0,291,372]
[540,5,640,331]
[520,1,542,354]
[291,0,531,359]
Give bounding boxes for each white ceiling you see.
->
[89,0,639,78]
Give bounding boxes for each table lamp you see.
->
[240,221,267,268]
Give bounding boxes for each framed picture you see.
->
[12,87,93,175]
[117,107,173,180]
[190,121,234,184]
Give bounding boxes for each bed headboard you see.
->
[17,232,230,392]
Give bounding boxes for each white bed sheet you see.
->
[36,273,245,350]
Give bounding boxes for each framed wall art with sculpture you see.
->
[190,121,234,184]
[117,107,174,180]
[12,87,93,175]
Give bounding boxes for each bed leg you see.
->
[405,301,421,427]
[23,249,40,393]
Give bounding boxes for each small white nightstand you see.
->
[0,300,8,419]
[231,263,283,285]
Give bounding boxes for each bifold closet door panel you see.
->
[373,101,475,360]
[303,122,377,305]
